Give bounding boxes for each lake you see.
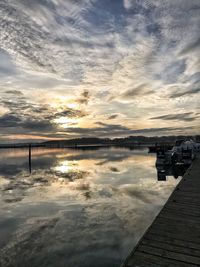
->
[0,147,180,267]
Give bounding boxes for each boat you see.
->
[172,139,200,154]
[156,139,200,168]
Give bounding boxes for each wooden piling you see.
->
[29,144,31,173]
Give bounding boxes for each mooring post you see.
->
[29,143,32,173]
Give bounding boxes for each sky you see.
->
[0,0,199,143]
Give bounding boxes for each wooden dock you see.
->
[122,157,200,267]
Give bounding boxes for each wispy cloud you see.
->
[169,87,200,98]
[150,112,197,122]
[0,0,199,141]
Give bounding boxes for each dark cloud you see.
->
[150,112,196,122]
[76,90,90,105]
[1,98,31,112]
[55,109,87,119]
[61,123,191,137]
[0,114,21,128]
[107,114,119,120]
[82,90,89,98]
[0,93,87,134]
[1,90,87,120]
[169,87,200,98]
[21,119,54,131]
[0,109,86,133]
[109,167,120,172]
[5,90,24,96]
[0,113,54,131]
[120,84,154,99]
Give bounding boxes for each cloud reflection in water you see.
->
[0,147,181,267]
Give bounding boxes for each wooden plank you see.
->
[168,198,200,207]
[141,238,200,257]
[149,227,200,244]
[164,202,200,211]
[159,210,200,223]
[127,251,198,267]
[155,217,200,230]
[124,252,165,267]
[144,233,200,251]
[163,206,200,217]
[165,202,200,212]
[121,157,200,267]
[149,225,200,243]
[137,244,200,265]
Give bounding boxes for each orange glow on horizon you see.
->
[3,134,67,141]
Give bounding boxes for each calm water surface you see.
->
[0,147,180,267]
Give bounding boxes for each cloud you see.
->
[0,0,61,74]
[0,113,54,131]
[107,114,119,120]
[150,112,197,122]
[0,114,21,128]
[0,92,88,136]
[154,59,186,84]
[121,84,154,99]
[61,123,192,137]
[0,0,200,141]
[0,0,121,79]
[76,90,90,105]
[179,37,200,56]
[169,86,200,98]
[5,90,24,96]
[55,109,87,119]
[0,48,18,77]
[109,83,155,102]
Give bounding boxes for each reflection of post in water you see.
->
[29,144,32,173]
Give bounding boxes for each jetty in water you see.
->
[122,156,200,267]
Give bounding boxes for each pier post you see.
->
[29,144,31,173]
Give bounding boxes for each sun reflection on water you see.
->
[0,148,183,267]
[54,160,78,173]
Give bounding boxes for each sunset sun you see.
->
[54,116,78,128]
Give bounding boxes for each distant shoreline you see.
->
[0,144,44,149]
[0,143,148,149]
[0,135,199,149]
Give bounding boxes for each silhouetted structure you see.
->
[156,163,189,181]
[29,144,31,173]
